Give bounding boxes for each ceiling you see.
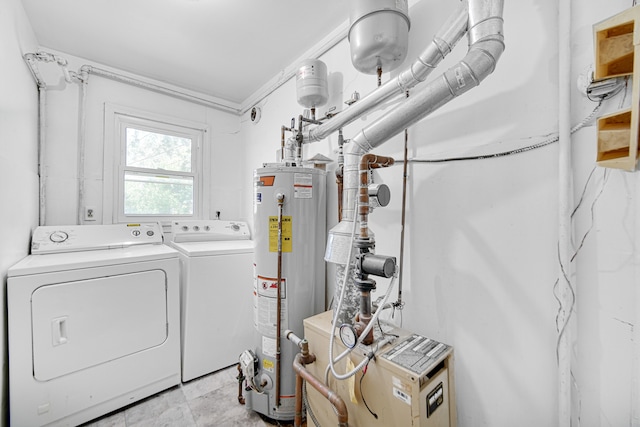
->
[21,0,348,106]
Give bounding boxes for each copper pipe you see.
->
[293,353,348,427]
[236,364,246,405]
[276,193,285,407]
[358,154,395,238]
[336,129,345,222]
[281,126,286,161]
[336,170,344,222]
[398,91,410,307]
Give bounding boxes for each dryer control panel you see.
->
[31,223,164,254]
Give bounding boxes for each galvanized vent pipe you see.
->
[326,0,505,380]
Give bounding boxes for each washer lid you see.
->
[171,240,254,256]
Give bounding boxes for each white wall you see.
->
[0,0,40,425]
[572,1,640,425]
[36,52,244,226]
[242,0,639,425]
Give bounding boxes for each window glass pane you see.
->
[124,172,193,215]
[126,128,192,172]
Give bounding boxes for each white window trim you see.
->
[103,103,211,224]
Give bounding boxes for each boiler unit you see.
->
[241,164,326,421]
[303,310,456,427]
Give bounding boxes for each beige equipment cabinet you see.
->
[303,311,456,427]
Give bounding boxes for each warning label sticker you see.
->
[257,276,286,299]
[256,275,288,338]
[269,216,292,252]
[294,173,313,199]
[262,358,274,373]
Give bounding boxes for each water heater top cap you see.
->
[348,0,410,74]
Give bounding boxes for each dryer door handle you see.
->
[51,316,68,346]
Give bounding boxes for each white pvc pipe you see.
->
[557,0,573,425]
[80,65,240,115]
[38,86,47,226]
[24,53,49,226]
[77,70,89,225]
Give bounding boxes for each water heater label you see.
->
[294,173,313,199]
[262,336,277,358]
[269,216,292,252]
[256,275,288,338]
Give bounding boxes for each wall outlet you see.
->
[84,206,97,221]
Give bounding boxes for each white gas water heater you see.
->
[240,58,330,421]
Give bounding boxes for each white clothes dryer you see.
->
[170,220,254,382]
[8,223,181,427]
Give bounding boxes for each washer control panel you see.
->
[171,220,250,243]
[31,223,164,254]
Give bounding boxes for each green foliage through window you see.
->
[123,126,195,216]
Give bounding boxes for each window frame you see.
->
[104,104,210,224]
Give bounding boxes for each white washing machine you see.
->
[7,223,181,427]
[170,220,254,382]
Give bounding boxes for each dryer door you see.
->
[31,270,168,381]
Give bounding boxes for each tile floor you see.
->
[81,365,301,427]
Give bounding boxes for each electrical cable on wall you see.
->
[409,98,604,164]
[553,165,610,363]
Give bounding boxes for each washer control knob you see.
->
[193,225,200,231]
[49,231,69,243]
[232,224,240,231]
[182,226,189,231]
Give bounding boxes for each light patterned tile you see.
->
[124,386,189,426]
[128,403,195,427]
[188,387,264,427]
[181,365,239,401]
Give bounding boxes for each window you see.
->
[105,105,209,223]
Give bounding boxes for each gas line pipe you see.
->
[286,330,348,427]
